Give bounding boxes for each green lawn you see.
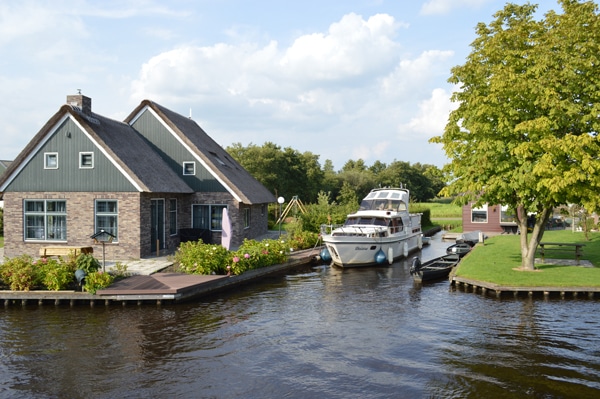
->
[415,202,462,218]
[456,230,600,287]
[0,236,3,248]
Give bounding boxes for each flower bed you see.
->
[175,233,319,276]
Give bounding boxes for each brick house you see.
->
[0,94,275,259]
[0,160,11,208]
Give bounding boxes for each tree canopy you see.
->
[227,143,443,204]
[431,0,600,270]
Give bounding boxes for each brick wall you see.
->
[3,191,271,260]
[2,192,142,260]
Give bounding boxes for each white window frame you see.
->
[24,199,67,241]
[95,200,118,241]
[79,152,94,169]
[471,204,488,223]
[44,152,58,169]
[183,161,196,175]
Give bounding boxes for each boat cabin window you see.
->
[344,217,387,226]
[389,217,404,233]
[374,218,387,226]
[359,198,406,211]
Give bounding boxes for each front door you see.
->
[151,199,165,253]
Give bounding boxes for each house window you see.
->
[79,152,94,168]
[501,205,516,223]
[169,199,177,235]
[244,208,250,229]
[472,205,488,223]
[44,153,58,169]
[24,200,67,240]
[95,200,118,240]
[192,204,227,231]
[183,162,196,175]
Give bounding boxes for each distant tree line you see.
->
[226,142,445,204]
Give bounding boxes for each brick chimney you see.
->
[67,92,92,115]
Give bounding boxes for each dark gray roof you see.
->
[126,100,276,204]
[0,106,193,194]
[72,107,194,193]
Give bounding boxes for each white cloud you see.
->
[0,2,462,169]
[405,87,456,136]
[129,12,455,168]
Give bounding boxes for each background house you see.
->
[0,94,275,260]
[462,202,518,234]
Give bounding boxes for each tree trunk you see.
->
[518,206,552,271]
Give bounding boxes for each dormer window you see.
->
[183,161,196,175]
[44,152,58,169]
[79,152,94,168]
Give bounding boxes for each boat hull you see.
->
[323,233,422,267]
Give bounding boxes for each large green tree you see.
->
[227,142,324,202]
[431,0,600,270]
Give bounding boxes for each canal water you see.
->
[1,233,599,399]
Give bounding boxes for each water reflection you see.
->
[1,233,599,398]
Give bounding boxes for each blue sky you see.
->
[0,0,555,170]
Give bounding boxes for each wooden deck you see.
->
[451,276,600,299]
[1,248,321,306]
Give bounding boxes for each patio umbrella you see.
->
[221,207,232,250]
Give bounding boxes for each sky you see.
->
[0,0,557,170]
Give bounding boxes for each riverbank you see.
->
[451,230,600,298]
[0,246,322,306]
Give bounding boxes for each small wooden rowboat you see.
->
[410,254,460,283]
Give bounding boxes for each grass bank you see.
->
[456,230,600,287]
[415,202,463,232]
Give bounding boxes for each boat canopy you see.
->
[359,189,408,212]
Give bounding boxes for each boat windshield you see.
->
[344,217,388,226]
[359,198,406,211]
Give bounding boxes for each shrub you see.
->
[39,258,74,291]
[0,255,41,291]
[410,205,432,227]
[83,271,114,294]
[76,253,101,274]
[175,240,230,275]
[232,238,289,274]
[298,191,353,233]
[175,238,291,276]
[289,230,320,250]
[110,262,130,279]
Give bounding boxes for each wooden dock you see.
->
[1,248,321,307]
[451,276,600,299]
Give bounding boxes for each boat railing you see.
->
[320,224,389,238]
[320,224,343,235]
